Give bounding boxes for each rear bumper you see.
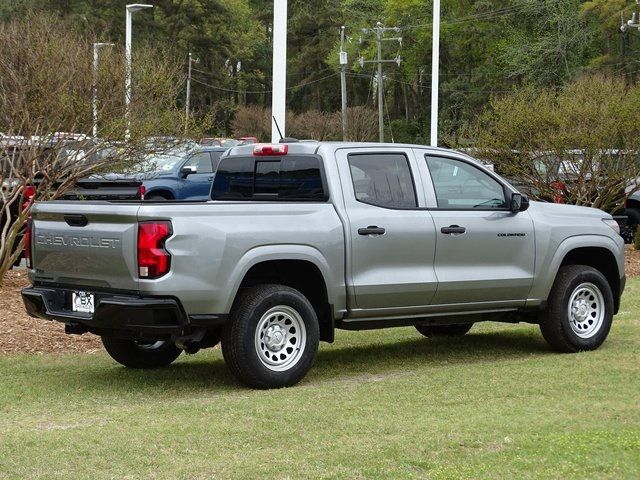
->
[21,286,222,339]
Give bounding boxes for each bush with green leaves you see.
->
[465,74,640,212]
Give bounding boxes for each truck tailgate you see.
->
[31,201,140,291]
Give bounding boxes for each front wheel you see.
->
[101,337,181,369]
[222,284,319,389]
[539,265,614,352]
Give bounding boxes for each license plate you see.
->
[72,291,95,314]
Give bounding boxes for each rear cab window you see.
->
[211,155,328,201]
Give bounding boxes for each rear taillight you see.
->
[253,144,288,156]
[25,217,33,269]
[21,185,36,212]
[137,221,172,279]
[138,185,146,200]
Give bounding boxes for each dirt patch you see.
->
[2,247,640,355]
[0,270,101,355]
[625,245,640,279]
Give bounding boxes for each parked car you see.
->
[89,145,228,201]
[200,137,241,148]
[22,142,625,388]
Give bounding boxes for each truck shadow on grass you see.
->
[85,327,553,392]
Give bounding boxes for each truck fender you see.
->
[528,234,623,305]
[222,244,337,313]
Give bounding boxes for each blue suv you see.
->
[138,145,228,201]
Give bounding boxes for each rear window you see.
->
[211,155,327,201]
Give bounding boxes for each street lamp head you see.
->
[126,4,153,12]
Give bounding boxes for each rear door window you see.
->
[347,153,417,209]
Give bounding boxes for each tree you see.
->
[466,74,640,212]
[0,11,196,283]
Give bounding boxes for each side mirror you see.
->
[180,165,197,178]
[510,193,529,213]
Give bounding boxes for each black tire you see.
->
[101,337,182,369]
[145,194,169,201]
[222,284,319,389]
[539,265,614,353]
[415,323,473,338]
[623,208,640,244]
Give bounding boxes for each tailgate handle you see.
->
[64,214,88,227]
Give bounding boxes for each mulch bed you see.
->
[2,247,640,355]
[0,270,101,355]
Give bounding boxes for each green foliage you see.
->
[2,1,640,140]
[635,227,640,251]
[465,74,640,211]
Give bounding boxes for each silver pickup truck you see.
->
[22,142,626,388]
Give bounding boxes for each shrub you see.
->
[465,74,640,212]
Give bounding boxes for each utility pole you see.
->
[185,52,199,133]
[430,0,440,147]
[359,22,402,143]
[339,26,348,141]
[92,42,114,139]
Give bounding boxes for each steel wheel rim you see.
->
[567,282,605,339]
[255,305,306,372]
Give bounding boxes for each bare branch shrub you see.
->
[344,107,378,142]
[0,11,204,283]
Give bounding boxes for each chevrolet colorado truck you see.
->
[22,142,626,388]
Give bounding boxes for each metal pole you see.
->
[93,44,99,138]
[92,43,114,139]
[271,0,288,143]
[185,52,192,133]
[430,0,440,147]
[376,23,384,143]
[125,9,132,141]
[124,4,153,141]
[340,26,347,141]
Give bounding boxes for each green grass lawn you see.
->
[1,282,639,480]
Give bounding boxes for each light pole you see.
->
[93,42,114,138]
[125,3,153,141]
[271,0,288,143]
[430,0,440,147]
[185,52,199,133]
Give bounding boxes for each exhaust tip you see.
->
[183,340,201,355]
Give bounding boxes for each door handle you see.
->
[207,176,214,181]
[441,225,466,235]
[358,226,386,236]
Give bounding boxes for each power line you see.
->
[190,73,339,95]
[191,66,335,80]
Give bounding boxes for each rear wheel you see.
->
[144,194,169,201]
[539,265,613,352]
[222,284,319,389]
[415,323,473,337]
[101,337,181,368]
